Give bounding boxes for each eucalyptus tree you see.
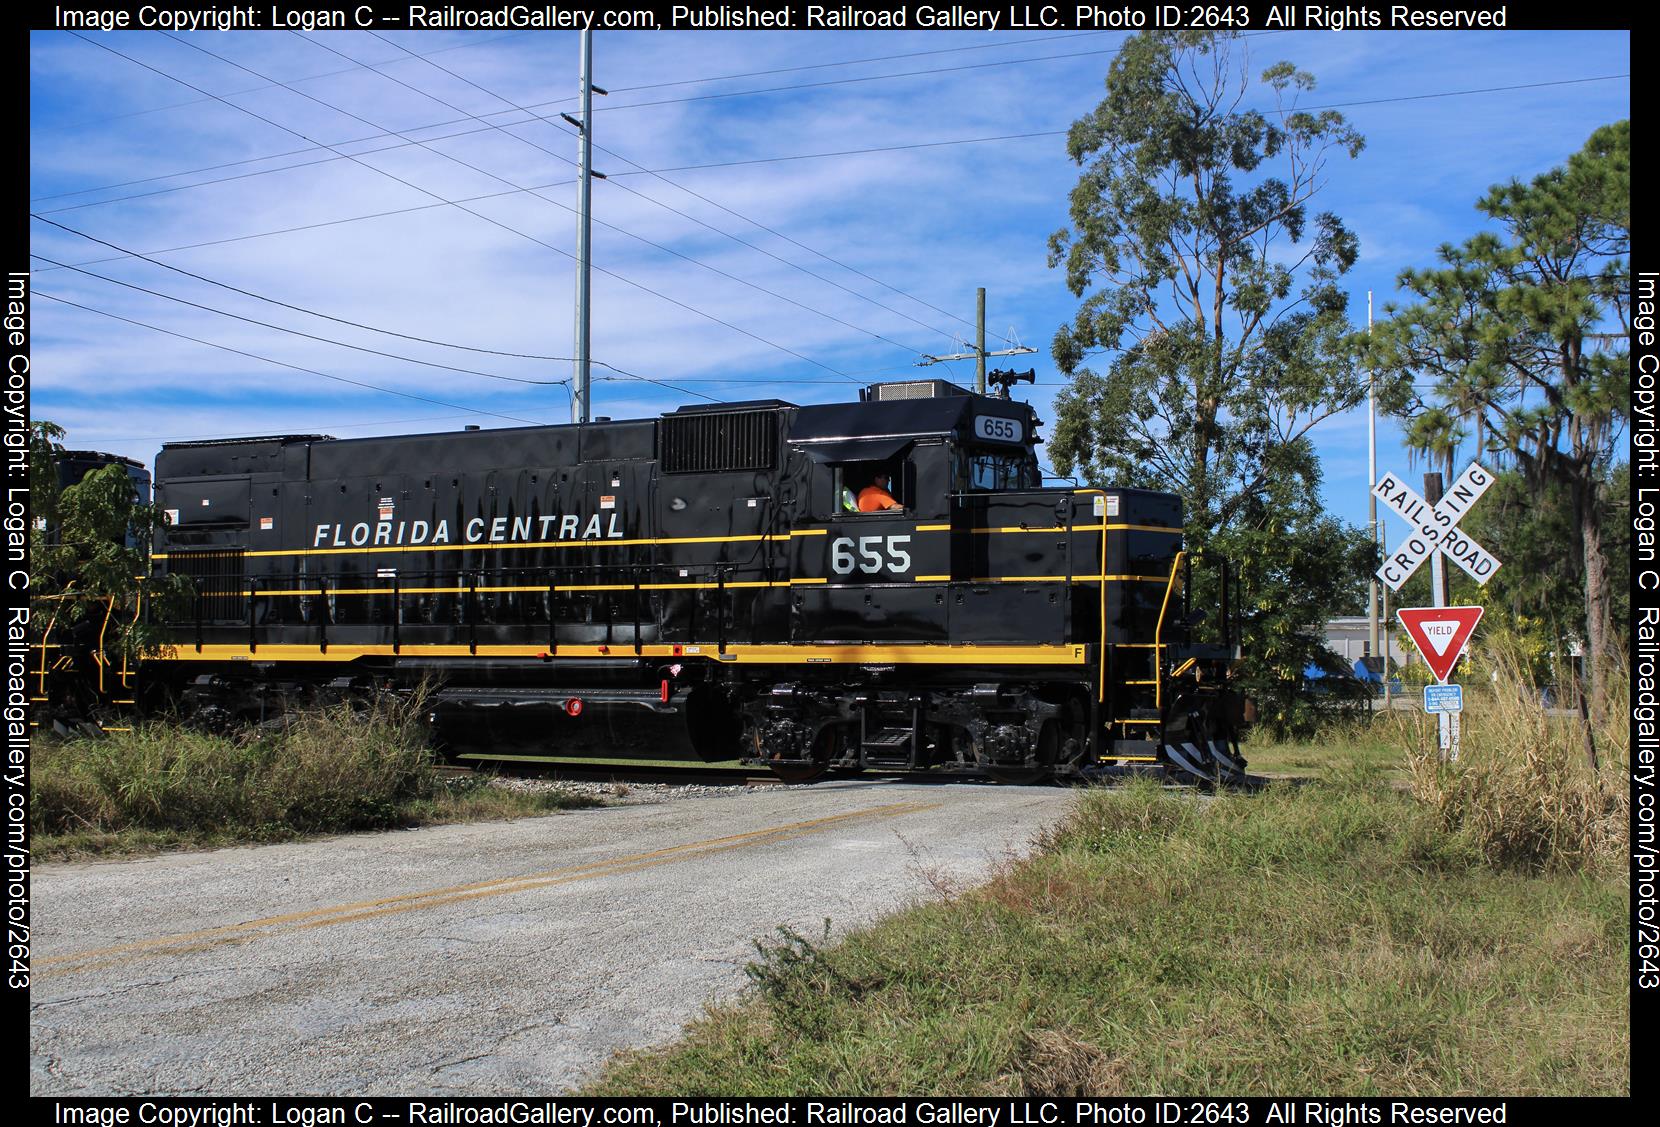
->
[1046,31,1371,734]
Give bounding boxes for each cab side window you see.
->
[831,461,907,515]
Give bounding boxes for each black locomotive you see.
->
[37,379,1248,784]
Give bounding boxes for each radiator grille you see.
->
[869,379,966,400]
[659,410,778,474]
[166,548,246,622]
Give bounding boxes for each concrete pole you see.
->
[975,287,986,394]
[572,29,594,424]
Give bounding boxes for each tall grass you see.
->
[31,692,603,855]
[32,694,440,842]
[1403,641,1628,874]
[585,648,1633,1096]
[591,768,1629,1096]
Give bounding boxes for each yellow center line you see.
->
[38,801,938,977]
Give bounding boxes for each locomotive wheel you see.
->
[766,725,835,785]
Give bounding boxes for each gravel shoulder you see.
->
[30,777,1076,1096]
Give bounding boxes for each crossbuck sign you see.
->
[1372,462,1504,592]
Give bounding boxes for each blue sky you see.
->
[28,27,1629,532]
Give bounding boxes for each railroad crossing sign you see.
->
[1398,606,1484,684]
[1372,462,1503,591]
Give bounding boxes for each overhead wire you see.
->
[33,30,1112,206]
[34,213,582,362]
[32,64,1627,228]
[34,291,544,425]
[35,224,722,405]
[353,30,964,355]
[602,29,1111,94]
[586,44,1125,114]
[41,30,524,142]
[31,251,571,386]
[164,30,865,383]
[68,30,857,384]
[293,31,923,366]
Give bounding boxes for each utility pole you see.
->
[571,30,595,423]
[917,288,1034,392]
[976,287,986,393]
[1367,291,1383,706]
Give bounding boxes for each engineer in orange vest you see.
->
[857,472,902,512]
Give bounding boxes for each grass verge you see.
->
[591,764,1628,1096]
[31,698,601,859]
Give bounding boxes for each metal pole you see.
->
[1424,470,1453,758]
[1367,292,1380,698]
[572,29,594,424]
[975,287,986,394]
[1380,522,1390,707]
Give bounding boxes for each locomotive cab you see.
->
[750,379,1245,784]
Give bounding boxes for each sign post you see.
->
[1373,462,1502,763]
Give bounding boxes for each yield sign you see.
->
[1397,606,1484,683]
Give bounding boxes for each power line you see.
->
[45,30,1024,365]
[73,30,857,383]
[31,252,571,386]
[34,214,582,362]
[348,31,943,361]
[603,30,1110,94]
[588,45,1124,114]
[35,63,1626,226]
[584,132,1014,346]
[34,291,543,425]
[33,31,1110,206]
[163,30,865,382]
[40,30,525,142]
[298,32,918,366]
[33,220,720,404]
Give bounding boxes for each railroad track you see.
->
[434,756,1274,791]
[437,756,784,788]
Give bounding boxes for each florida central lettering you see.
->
[311,513,625,548]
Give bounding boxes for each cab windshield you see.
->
[964,448,1040,492]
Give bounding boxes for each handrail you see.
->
[1152,550,1187,715]
[121,585,142,690]
[37,580,75,699]
[1097,519,1108,702]
[94,594,117,694]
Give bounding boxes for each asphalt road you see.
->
[29,778,1077,1095]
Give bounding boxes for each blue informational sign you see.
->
[1423,684,1464,714]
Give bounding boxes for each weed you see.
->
[590,762,1627,1096]
[745,920,876,1039]
[31,695,601,856]
[1404,639,1628,874]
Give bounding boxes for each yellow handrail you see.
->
[1097,518,1109,702]
[94,595,117,695]
[36,580,75,698]
[1152,551,1187,714]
